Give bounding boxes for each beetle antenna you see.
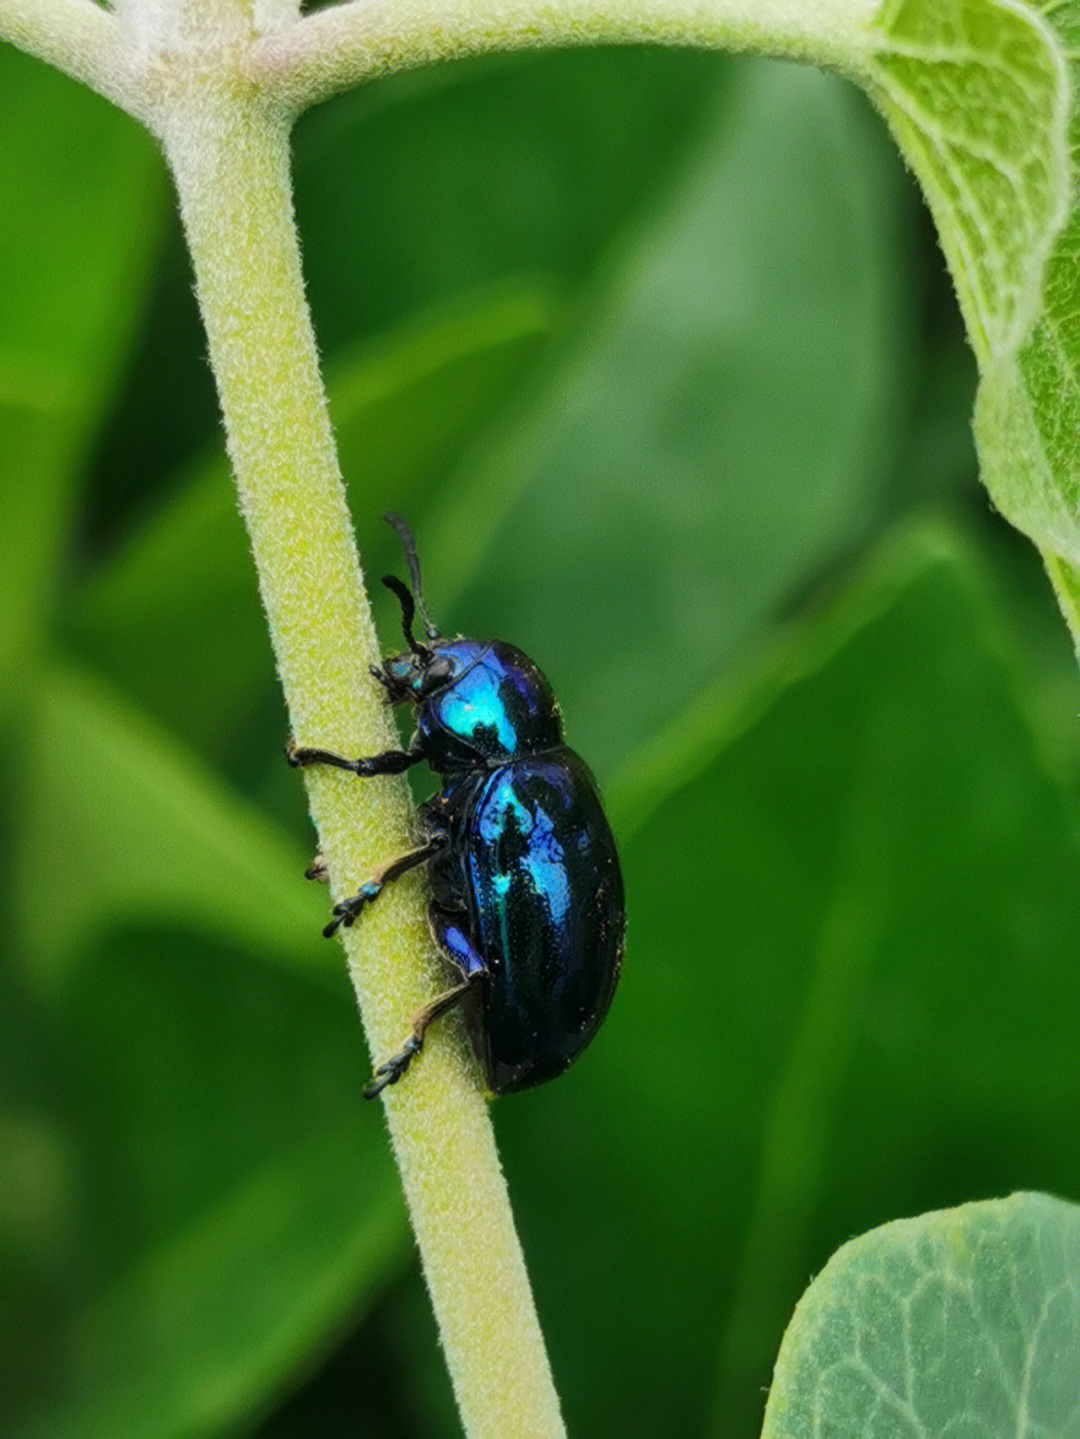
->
[382,575,432,659]
[384,512,441,641]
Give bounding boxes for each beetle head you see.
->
[376,642,460,705]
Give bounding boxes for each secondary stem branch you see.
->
[248,0,878,110]
[0,0,146,116]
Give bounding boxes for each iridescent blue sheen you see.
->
[418,646,624,1093]
[415,640,563,769]
[459,755,622,1093]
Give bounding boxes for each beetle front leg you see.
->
[323,838,445,938]
[287,739,424,777]
[364,978,474,1099]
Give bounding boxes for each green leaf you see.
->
[0,49,165,711]
[294,47,724,340]
[428,60,918,774]
[14,1112,406,1439]
[1045,549,1080,650]
[863,0,1080,636]
[761,1192,1080,1436]
[867,0,1067,359]
[14,660,328,991]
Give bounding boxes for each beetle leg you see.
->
[287,739,424,778]
[305,854,329,882]
[323,839,445,939]
[431,910,490,980]
[364,979,473,1099]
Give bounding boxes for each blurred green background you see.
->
[3,32,1080,1439]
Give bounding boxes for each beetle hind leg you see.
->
[364,979,473,1099]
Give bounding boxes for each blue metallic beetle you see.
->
[289,513,624,1099]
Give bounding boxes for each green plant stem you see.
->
[247,0,877,109]
[0,0,145,115]
[156,66,563,1439]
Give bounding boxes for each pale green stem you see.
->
[0,0,147,116]
[149,43,564,1439]
[248,0,878,110]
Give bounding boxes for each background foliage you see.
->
[3,33,1079,1439]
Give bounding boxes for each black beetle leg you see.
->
[305,854,329,883]
[287,739,424,778]
[364,979,474,1099]
[323,838,444,939]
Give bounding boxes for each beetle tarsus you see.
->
[323,885,376,937]
[364,980,472,1100]
[364,1036,422,1099]
[322,841,444,940]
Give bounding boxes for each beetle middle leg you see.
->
[323,838,444,938]
[364,978,474,1099]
